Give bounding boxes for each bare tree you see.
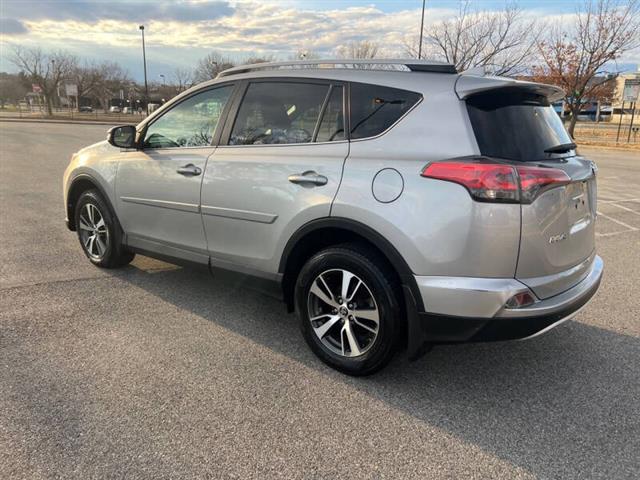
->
[70,62,101,111]
[193,52,235,83]
[405,2,537,76]
[0,72,29,108]
[172,67,193,92]
[532,0,640,135]
[243,55,277,65]
[289,49,321,60]
[335,40,380,59]
[93,61,131,111]
[10,47,77,115]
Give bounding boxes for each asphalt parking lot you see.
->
[1,122,639,479]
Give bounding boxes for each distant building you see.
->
[526,74,615,122]
[611,68,640,124]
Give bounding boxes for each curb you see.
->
[0,117,138,126]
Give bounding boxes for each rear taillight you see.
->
[516,165,571,203]
[421,159,570,204]
[421,161,519,202]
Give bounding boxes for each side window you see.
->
[315,86,345,142]
[350,83,421,139]
[229,82,329,145]
[144,85,233,149]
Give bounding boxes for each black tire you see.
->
[295,243,402,375]
[74,190,135,268]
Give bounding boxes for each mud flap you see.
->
[403,285,432,361]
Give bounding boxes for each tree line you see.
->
[405,0,639,135]
[1,47,284,116]
[4,48,131,116]
[2,0,638,135]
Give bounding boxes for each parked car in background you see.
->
[108,106,121,113]
[63,59,603,375]
[79,106,93,113]
[122,107,132,114]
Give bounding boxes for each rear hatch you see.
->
[460,78,597,299]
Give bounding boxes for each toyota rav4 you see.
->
[63,59,603,375]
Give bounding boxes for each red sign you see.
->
[32,84,42,93]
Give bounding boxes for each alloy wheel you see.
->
[78,203,110,260]
[307,269,380,357]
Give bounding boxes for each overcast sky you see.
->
[1,0,638,81]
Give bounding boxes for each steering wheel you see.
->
[144,133,180,149]
[250,133,271,144]
[286,128,312,143]
[328,129,344,141]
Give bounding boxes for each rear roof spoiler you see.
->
[455,75,565,102]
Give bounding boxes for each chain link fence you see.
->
[1,105,146,124]
[574,122,639,147]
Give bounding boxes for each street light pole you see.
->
[418,0,426,59]
[139,25,149,111]
[50,59,56,115]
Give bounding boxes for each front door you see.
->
[201,80,348,276]
[116,84,235,263]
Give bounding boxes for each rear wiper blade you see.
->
[544,142,577,154]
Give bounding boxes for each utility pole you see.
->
[627,102,636,143]
[418,0,426,59]
[139,25,149,112]
[616,101,625,144]
[50,59,56,114]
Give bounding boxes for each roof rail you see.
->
[217,59,458,78]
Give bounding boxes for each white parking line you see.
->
[598,192,640,202]
[609,203,640,216]
[598,198,640,204]
[596,211,639,230]
[596,230,638,238]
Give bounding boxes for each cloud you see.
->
[0,1,638,79]
[2,1,233,23]
[0,18,28,35]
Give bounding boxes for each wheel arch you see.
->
[66,174,120,232]
[279,217,424,314]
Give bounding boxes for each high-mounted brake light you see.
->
[421,159,571,204]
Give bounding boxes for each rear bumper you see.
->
[405,255,603,354]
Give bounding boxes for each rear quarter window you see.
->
[349,83,421,139]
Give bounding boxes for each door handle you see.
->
[288,171,328,186]
[177,164,202,176]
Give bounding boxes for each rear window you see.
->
[350,83,421,139]
[466,89,573,162]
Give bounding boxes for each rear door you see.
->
[116,84,234,263]
[201,79,348,275]
[517,158,596,298]
[466,88,597,299]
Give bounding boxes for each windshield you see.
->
[466,88,573,162]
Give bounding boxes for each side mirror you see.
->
[107,125,137,148]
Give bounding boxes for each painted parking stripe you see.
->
[596,211,639,231]
[598,198,640,204]
[609,203,640,216]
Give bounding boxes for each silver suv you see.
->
[63,59,603,375]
